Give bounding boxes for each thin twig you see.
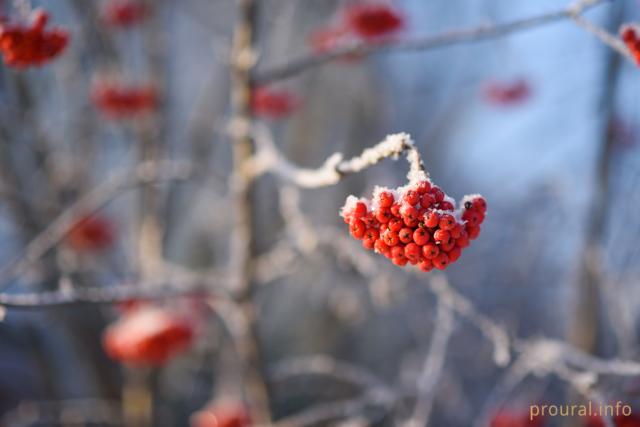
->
[255,0,609,83]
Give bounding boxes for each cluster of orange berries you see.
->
[341,180,486,272]
[90,78,159,119]
[0,9,68,68]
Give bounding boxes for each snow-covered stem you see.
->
[250,126,427,188]
[255,0,610,84]
[569,12,636,62]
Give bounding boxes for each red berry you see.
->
[363,238,375,249]
[420,193,436,209]
[413,228,430,245]
[349,219,366,239]
[434,229,450,245]
[251,86,299,119]
[353,202,367,218]
[404,243,421,263]
[391,245,405,259]
[400,205,419,222]
[447,247,461,262]
[376,208,392,223]
[472,196,487,213]
[418,258,433,272]
[398,227,413,244]
[438,214,456,230]
[388,217,403,232]
[383,230,399,246]
[466,225,481,239]
[433,253,450,270]
[430,186,445,202]
[390,203,402,217]
[364,228,379,241]
[462,209,482,226]
[440,239,456,252]
[424,210,440,228]
[403,189,420,205]
[438,201,454,211]
[378,191,394,208]
[450,224,463,239]
[374,239,390,256]
[362,212,376,228]
[422,243,439,259]
[392,255,408,266]
[456,232,470,248]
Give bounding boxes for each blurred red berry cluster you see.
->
[585,413,640,427]
[100,0,148,28]
[0,9,68,68]
[308,3,404,57]
[190,402,251,427]
[490,408,544,427]
[66,214,115,253]
[251,86,299,119]
[103,304,196,366]
[483,79,531,106]
[621,24,640,66]
[341,180,486,271]
[91,78,159,119]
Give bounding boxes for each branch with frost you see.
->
[248,126,426,188]
[255,0,610,83]
[568,10,637,63]
[402,300,455,427]
[0,160,198,290]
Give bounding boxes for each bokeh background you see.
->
[1,0,640,426]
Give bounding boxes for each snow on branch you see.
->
[249,126,427,188]
[255,0,610,84]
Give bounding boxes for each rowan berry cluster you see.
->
[0,9,69,68]
[91,79,159,119]
[341,180,486,272]
[483,79,531,106]
[103,305,195,366]
[66,214,115,253]
[621,24,640,66]
[190,402,251,427]
[251,86,299,119]
[100,0,148,28]
[308,3,404,58]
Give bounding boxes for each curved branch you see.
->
[249,128,426,188]
[255,0,609,84]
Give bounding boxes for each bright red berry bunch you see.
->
[103,305,196,366]
[100,0,148,28]
[251,86,299,119]
[621,24,640,66]
[66,214,115,252]
[0,9,69,68]
[344,3,405,40]
[91,78,159,119]
[341,180,486,272]
[308,3,404,58]
[483,79,531,106]
[190,402,251,427]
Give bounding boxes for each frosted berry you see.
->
[388,217,403,232]
[420,193,436,209]
[382,230,399,246]
[378,191,394,208]
[376,208,392,223]
[439,214,456,231]
[349,219,366,239]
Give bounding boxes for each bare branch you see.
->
[255,0,609,84]
[0,160,197,289]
